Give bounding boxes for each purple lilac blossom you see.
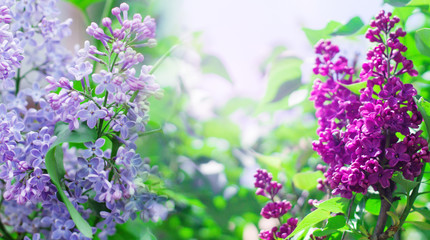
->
[254,169,298,240]
[310,11,429,199]
[0,1,165,239]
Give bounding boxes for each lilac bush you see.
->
[311,12,428,200]
[0,1,166,239]
[255,10,430,240]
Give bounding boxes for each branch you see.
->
[371,184,394,240]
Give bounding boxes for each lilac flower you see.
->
[28,168,51,191]
[87,171,109,193]
[259,228,276,240]
[67,61,93,88]
[24,233,40,240]
[24,83,46,103]
[77,102,107,129]
[30,144,50,167]
[98,183,123,204]
[86,23,111,46]
[275,218,298,239]
[68,61,93,80]
[360,138,382,158]
[260,200,292,219]
[76,157,103,178]
[52,219,75,239]
[112,115,135,138]
[386,143,410,167]
[92,70,115,94]
[45,76,72,91]
[368,169,394,188]
[115,147,135,165]
[254,169,272,189]
[82,138,105,158]
[99,209,125,226]
[140,202,168,222]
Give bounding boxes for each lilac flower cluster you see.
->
[0,5,23,88]
[254,169,298,240]
[47,2,159,132]
[0,0,72,91]
[310,11,429,199]
[0,1,166,239]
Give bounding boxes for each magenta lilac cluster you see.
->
[0,1,165,239]
[310,11,429,199]
[254,169,298,240]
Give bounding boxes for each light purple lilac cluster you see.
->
[0,1,165,239]
[254,169,298,240]
[310,11,429,199]
[0,0,72,91]
[0,4,23,89]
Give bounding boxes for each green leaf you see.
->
[287,209,332,239]
[262,57,302,103]
[303,21,342,45]
[415,28,430,57]
[54,143,65,178]
[407,0,430,6]
[339,81,367,95]
[313,215,346,237]
[139,121,163,137]
[384,0,412,7]
[406,221,430,230]
[201,55,232,82]
[141,227,158,240]
[359,225,370,237]
[387,211,400,225]
[87,199,109,217]
[64,0,104,11]
[415,207,430,221]
[292,171,323,191]
[393,7,415,23]
[392,171,419,193]
[414,96,430,135]
[53,122,98,149]
[365,198,381,215]
[45,122,97,238]
[315,197,349,214]
[331,17,364,36]
[46,151,93,238]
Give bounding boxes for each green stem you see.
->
[110,53,119,72]
[342,194,356,240]
[138,127,163,137]
[97,92,109,137]
[15,68,21,96]
[79,91,102,109]
[100,106,124,134]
